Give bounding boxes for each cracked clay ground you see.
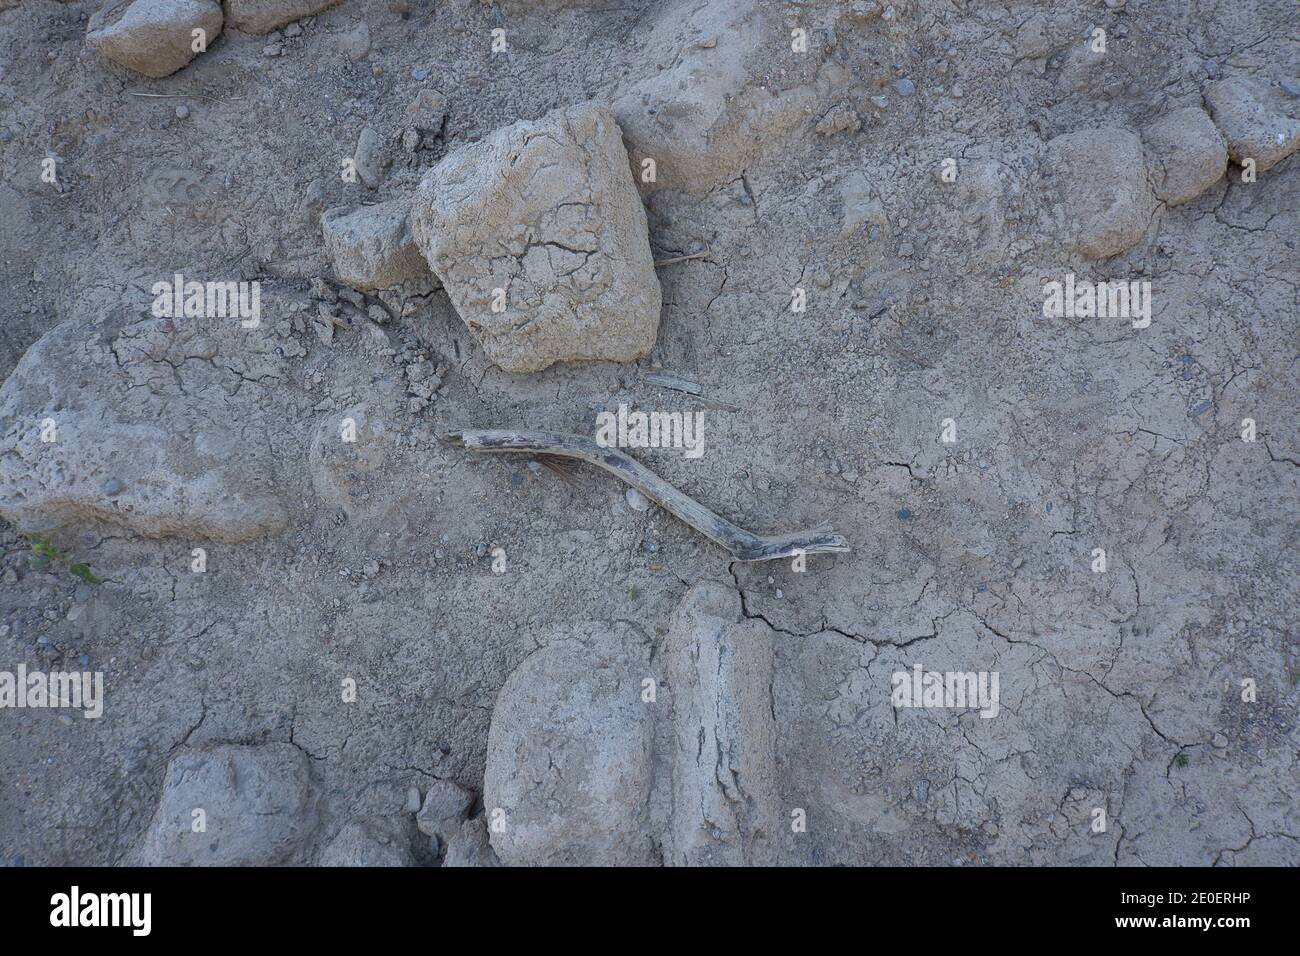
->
[0,0,1296,866]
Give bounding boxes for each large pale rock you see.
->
[662,582,780,866]
[0,315,289,542]
[140,744,318,865]
[321,199,433,292]
[1043,129,1155,258]
[318,821,412,867]
[1142,107,1228,205]
[483,623,655,865]
[410,101,660,373]
[612,0,814,195]
[226,0,338,34]
[1204,77,1300,173]
[86,0,223,79]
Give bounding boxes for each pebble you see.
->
[1281,79,1300,98]
[412,67,430,81]
[1212,733,1229,749]
[175,104,189,120]
[405,786,423,813]
[625,488,649,512]
[897,507,912,520]
[891,77,915,96]
[103,477,124,496]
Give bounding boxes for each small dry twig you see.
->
[445,429,849,562]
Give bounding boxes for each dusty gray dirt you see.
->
[0,0,1296,866]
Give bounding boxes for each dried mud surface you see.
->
[0,0,1296,866]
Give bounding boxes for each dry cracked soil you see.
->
[0,0,1296,867]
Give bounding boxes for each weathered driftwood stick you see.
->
[444,429,850,562]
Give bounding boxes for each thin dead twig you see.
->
[445,429,849,562]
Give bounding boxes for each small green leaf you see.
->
[69,562,102,585]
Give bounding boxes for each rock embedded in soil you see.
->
[410,100,661,373]
[662,582,780,865]
[1204,76,1300,173]
[612,0,813,195]
[1142,107,1227,206]
[0,316,290,543]
[415,779,473,841]
[225,0,339,34]
[1043,128,1155,258]
[483,623,656,865]
[441,817,498,867]
[139,744,318,865]
[318,821,412,866]
[320,199,434,291]
[85,0,224,78]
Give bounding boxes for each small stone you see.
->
[416,779,473,840]
[1014,14,1049,60]
[103,477,124,496]
[405,89,447,134]
[815,103,861,137]
[85,0,225,79]
[340,20,369,61]
[624,488,649,512]
[1281,79,1300,99]
[320,199,432,291]
[402,128,420,153]
[891,77,915,96]
[897,507,912,520]
[405,785,422,813]
[353,126,388,188]
[411,66,429,81]
[1212,733,1229,749]
[175,104,189,120]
